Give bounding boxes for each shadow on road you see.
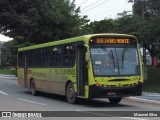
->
[23,90,133,108]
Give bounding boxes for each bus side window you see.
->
[28,50,34,67]
[63,44,76,67]
[18,52,25,68]
[64,45,70,66]
[50,46,63,67]
[69,45,76,67]
[35,49,43,67]
[43,48,50,67]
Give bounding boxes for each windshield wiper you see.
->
[111,50,116,68]
[122,45,128,68]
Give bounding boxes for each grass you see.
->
[0,69,16,75]
[143,66,160,93]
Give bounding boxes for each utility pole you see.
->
[132,0,146,64]
[141,0,147,80]
[129,0,146,65]
[131,0,147,80]
[141,0,146,65]
[0,41,2,66]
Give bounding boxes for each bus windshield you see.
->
[90,45,140,76]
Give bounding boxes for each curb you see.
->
[142,92,160,97]
[0,74,17,80]
[126,96,160,105]
[0,74,16,77]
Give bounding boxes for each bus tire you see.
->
[66,82,77,104]
[30,79,37,96]
[108,97,122,104]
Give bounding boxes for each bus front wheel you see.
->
[66,82,77,104]
[30,80,37,96]
[108,97,122,104]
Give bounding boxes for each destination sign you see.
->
[90,37,136,44]
[96,38,129,44]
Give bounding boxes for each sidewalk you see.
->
[0,74,17,80]
[127,92,160,104]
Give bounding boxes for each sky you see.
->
[0,34,12,42]
[75,0,133,21]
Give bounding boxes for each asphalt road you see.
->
[0,76,160,120]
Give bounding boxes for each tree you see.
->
[130,0,160,19]
[0,0,90,67]
[87,19,116,34]
[0,0,89,44]
[128,0,160,58]
[1,36,33,67]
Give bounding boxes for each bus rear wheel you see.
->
[30,80,37,96]
[66,82,77,104]
[108,97,122,104]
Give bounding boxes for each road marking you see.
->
[75,110,81,111]
[0,91,8,95]
[17,98,48,106]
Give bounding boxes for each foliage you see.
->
[0,69,16,75]
[0,0,90,67]
[0,0,89,44]
[143,66,160,93]
[129,0,160,19]
[1,36,33,67]
[87,19,116,34]
[130,0,160,57]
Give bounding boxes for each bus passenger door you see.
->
[24,55,28,88]
[76,42,88,96]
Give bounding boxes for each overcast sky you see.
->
[0,34,12,42]
[75,0,133,21]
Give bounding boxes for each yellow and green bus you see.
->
[17,33,143,104]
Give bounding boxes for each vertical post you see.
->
[0,41,1,66]
[143,47,146,65]
[141,0,146,65]
[141,0,144,18]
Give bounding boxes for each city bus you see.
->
[17,33,143,104]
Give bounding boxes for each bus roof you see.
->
[18,33,136,52]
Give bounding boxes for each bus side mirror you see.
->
[85,52,90,62]
[84,44,90,62]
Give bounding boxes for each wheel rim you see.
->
[31,81,35,95]
[66,83,76,103]
[68,87,74,99]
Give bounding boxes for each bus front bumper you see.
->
[89,83,143,98]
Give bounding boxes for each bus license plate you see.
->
[107,92,116,96]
